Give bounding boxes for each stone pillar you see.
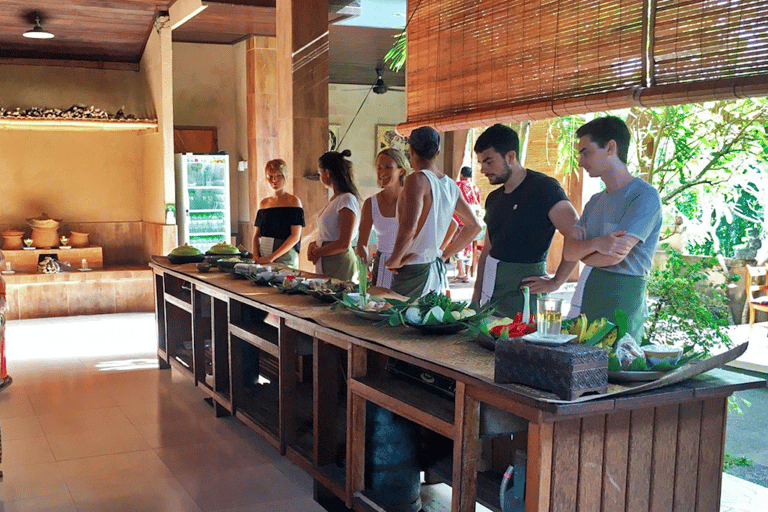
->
[277,0,329,271]
[246,36,279,252]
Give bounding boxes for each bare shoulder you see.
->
[286,194,302,208]
[404,170,429,192]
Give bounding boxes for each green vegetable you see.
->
[627,357,649,371]
[356,256,368,303]
[607,352,622,372]
[424,306,444,325]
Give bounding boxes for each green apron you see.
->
[273,248,299,269]
[580,267,647,342]
[320,247,357,282]
[391,258,446,300]
[490,261,546,318]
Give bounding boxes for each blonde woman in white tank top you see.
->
[356,149,411,289]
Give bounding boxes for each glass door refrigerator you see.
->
[175,153,231,253]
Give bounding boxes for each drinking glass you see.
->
[537,296,563,337]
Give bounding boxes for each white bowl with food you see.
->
[643,345,683,367]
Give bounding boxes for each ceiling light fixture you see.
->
[23,15,54,39]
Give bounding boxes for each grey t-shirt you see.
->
[576,177,662,276]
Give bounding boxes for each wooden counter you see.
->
[149,257,765,512]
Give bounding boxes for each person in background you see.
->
[386,126,481,298]
[356,148,411,289]
[451,166,483,283]
[563,116,662,341]
[472,124,579,317]
[308,149,361,281]
[252,159,305,268]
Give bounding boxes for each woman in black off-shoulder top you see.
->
[252,159,305,268]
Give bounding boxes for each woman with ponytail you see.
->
[307,149,361,281]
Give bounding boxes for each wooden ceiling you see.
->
[0,0,364,65]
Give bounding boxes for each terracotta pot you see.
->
[27,214,62,229]
[31,226,59,248]
[2,230,24,250]
[69,231,90,247]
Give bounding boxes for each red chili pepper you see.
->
[513,312,523,324]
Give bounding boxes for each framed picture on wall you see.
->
[329,124,341,151]
[375,124,408,154]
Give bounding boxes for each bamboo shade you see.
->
[399,0,768,133]
[402,0,645,132]
[641,0,768,105]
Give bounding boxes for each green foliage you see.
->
[384,31,407,73]
[645,247,734,354]
[723,453,753,470]
[550,99,768,258]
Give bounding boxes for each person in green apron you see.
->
[252,159,305,268]
[563,116,662,341]
[307,149,360,282]
[385,126,481,299]
[471,124,580,317]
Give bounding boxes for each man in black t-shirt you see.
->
[471,124,580,317]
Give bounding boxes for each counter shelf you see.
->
[149,257,766,512]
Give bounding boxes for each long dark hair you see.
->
[319,149,359,199]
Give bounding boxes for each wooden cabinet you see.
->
[150,258,764,512]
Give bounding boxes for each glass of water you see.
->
[537,296,563,337]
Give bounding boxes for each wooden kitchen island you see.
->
[150,257,764,512]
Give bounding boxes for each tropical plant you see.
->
[644,247,736,354]
[548,98,768,257]
[384,31,407,73]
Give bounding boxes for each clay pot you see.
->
[31,226,59,248]
[69,231,90,247]
[2,230,24,250]
[27,214,62,229]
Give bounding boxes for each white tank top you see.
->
[402,170,460,265]
[371,194,398,255]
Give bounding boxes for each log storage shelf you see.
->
[0,117,157,133]
[150,256,764,512]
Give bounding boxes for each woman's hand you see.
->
[307,241,320,264]
[255,255,273,265]
[355,245,369,265]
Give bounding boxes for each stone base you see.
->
[2,266,153,320]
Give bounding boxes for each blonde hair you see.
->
[377,148,411,185]
[265,159,288,177]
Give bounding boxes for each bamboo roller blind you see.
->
[399,0,768,133]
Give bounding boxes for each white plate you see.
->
[59,246,71,249]
[78,268,92,272]
[1,270,15,274]
[522,333,577,345]
[23,247,36,250]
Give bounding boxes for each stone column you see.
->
[246,36,279,252]
[277,0,329,271]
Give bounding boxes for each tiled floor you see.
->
[0,313,324,512]
[2,312,766,512]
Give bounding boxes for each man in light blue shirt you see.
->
[564,116,662,341]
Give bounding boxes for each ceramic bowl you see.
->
[643,345,683,367]
[196,262,212,273]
